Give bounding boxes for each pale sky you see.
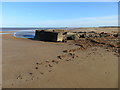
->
[1,2,118,27]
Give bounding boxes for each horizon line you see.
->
[0,25,119,28]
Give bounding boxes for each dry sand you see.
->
[2,28,118,88]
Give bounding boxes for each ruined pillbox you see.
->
[34,29,67,42]
[34,29,113,42]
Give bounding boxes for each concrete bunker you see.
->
[34,30,67,42]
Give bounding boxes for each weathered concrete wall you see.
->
[35,30,64,42]
[57,32,64,42]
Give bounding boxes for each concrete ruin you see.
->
[34,29,118,42]
[34,29,67,42]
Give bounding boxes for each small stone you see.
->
[57,56,62,59]
[36,62,40,65]
[35,67,38,69]
[68,53,73,56]
[76,55,78,57]
[52,60,59,64]
[57,54,67,59]
[63,50,67,53]
[72,56,75,59]
[52,60,55,62]
[29,73,33,75]
[49,64,53,67]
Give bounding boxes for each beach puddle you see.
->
[13,30,35,38]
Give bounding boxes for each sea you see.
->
[0,27,69,38]
[0,28,37,38]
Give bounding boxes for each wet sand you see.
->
[2,28,118,88]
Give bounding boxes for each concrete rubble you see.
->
[34,29,119,56]
[34,29,119,42]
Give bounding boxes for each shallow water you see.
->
[13,30,35,38]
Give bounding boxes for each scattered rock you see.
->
[57,54,67,59]
[52,60,59,64]
[68,53,73,56]
[71,53,78,58]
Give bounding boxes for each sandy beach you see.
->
[2,28,118,88]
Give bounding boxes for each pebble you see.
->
[49,64,53,67]
[35,67,38,69]
[58,54,67,59]
[36,62,40,65]
[29,73,33,75]
[63,50,67,53]
[52,60,55,62]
